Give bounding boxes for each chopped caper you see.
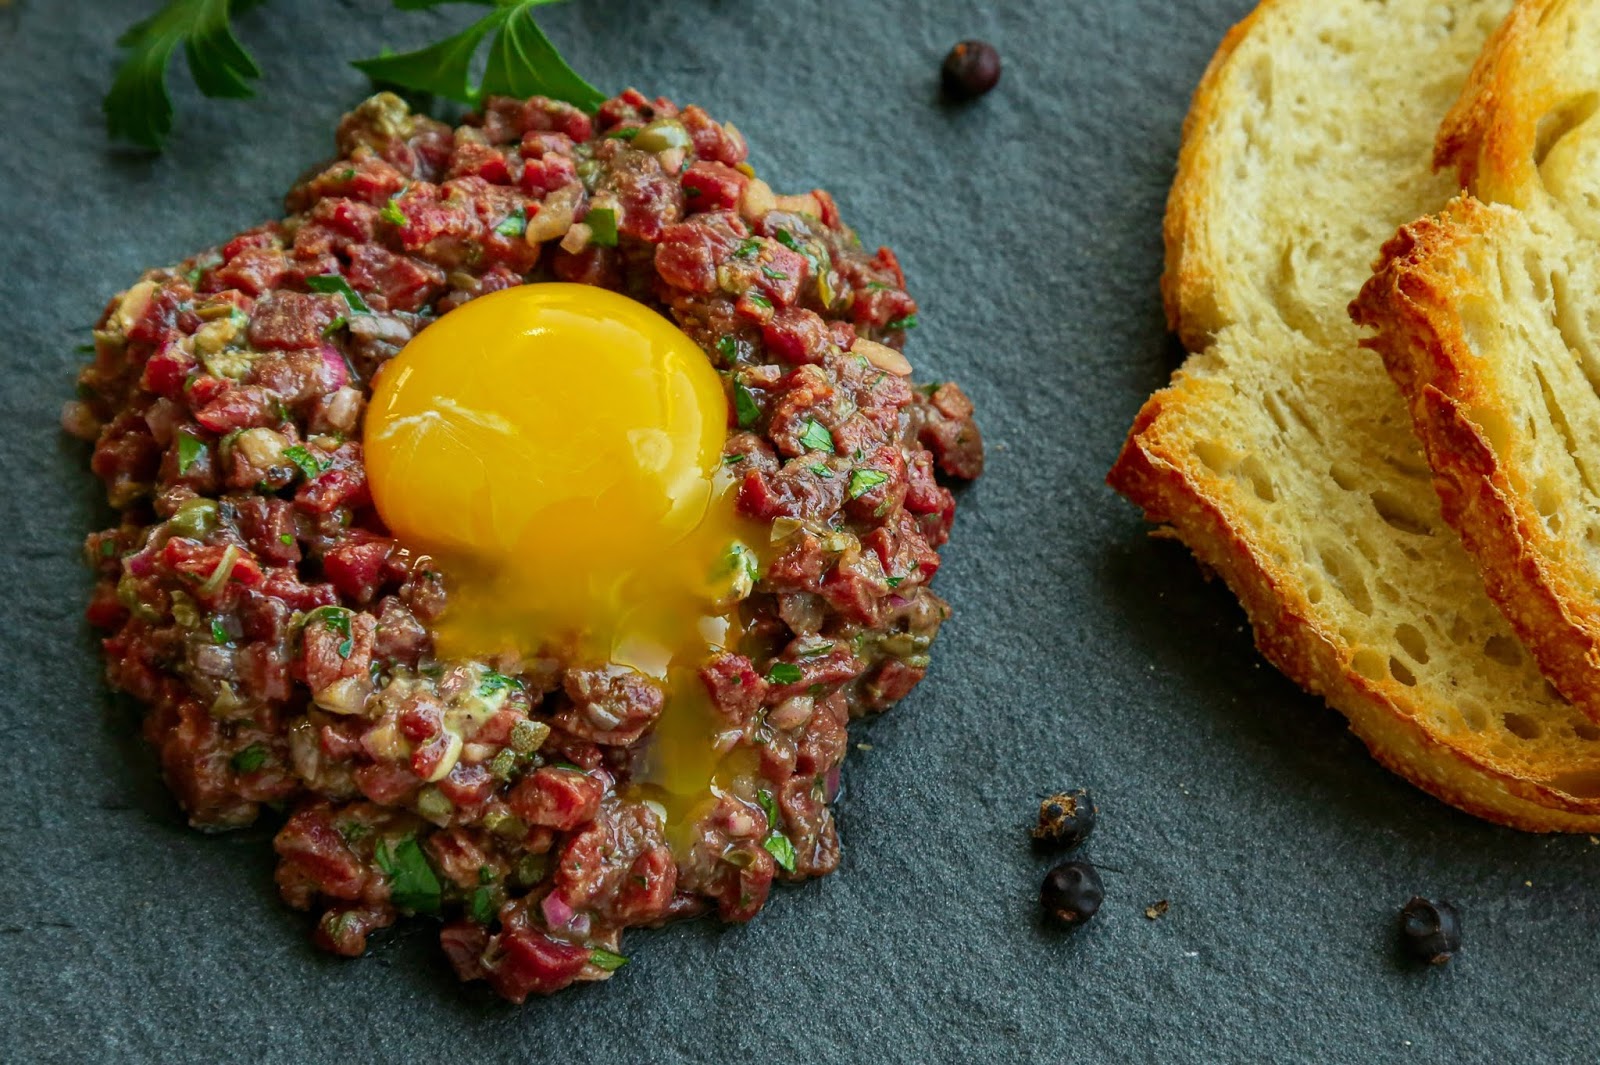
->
[415,786,454,822]
[168,497,219,539]
[631,118,692,154]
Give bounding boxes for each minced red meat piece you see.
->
[65,89,982,1001]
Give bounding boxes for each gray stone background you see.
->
[2,0,1596,1061]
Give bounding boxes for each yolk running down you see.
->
[365,283,765,828]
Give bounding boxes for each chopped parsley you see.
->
[588,947,629,971]
[374,835,443,914]
[773,229,803,252]
[586,206,619,247]
[723,453,746,466]
[733,238,762,260]
[864,280,893,292]
[477,670,526,697]
[808,464,833,479]
[848,468,890,499]
[306,606,354,659]
[210,617,229,644]
[733,380,760,428]
[605,127,640,140]
[797,419,834,453]
[767,662,803,685]
[321,315,347,338]
[279,532,294,545]
[760,265,789,280]
[744,291,772,310]
[305,275,371,315]
[885,576,904,589]
[469,885,497,925]
[886,313,919,331]
[176,433,205,475]
[380,197,407,226]
[282,445,328,480]
[755,790,797,873]
[495,205,528,238]
[230,744,267,773]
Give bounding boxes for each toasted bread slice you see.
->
[1110,0,1600,830]
[1354,0,1600,719]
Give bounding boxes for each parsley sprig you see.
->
[104,0,265,150]
[356,0,606,111]
[105,0,605,151]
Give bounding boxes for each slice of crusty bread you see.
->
[1110,0,1600,830]
[1354,0,1600,720]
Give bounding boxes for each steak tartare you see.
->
[65,90,983,1001]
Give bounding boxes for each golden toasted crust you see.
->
[1353,199,1600,720]
[1434,0,1566,201]
[1114,0,1600,831]
[1161,2,1270,349]
[1113,389,1600,832]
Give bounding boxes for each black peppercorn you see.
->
[941,40,1002,100]
[1041,861,1104,929]
[1032,788,1096,850]
[1399,896,1461,964]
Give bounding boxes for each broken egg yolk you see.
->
[365,283,765,828]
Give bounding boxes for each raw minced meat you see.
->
[66,89,982,1002]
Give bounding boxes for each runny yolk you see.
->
[365,283,765,835]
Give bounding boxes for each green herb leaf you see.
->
[306,606,354,659]
[478,670,526,697]
[733,238,762,260]
[808,464,832,478]
[767,662,803,685]
[495,205,528,237]
[715,335,741,364]
[381,198,408,226]
[763,831,797,873]
[744,291,773,310]
[321,315,348,338]
[586,206,619,247]
[723,453,746,466]
[885,576,904,589]
[176,433,205,475]
[230,743,267,773]
[279,532,294,545]
[756,788,780,826]
[886,313,919,331]
[864,281,892,292]
[587,947,629,972]
[104,0,264,150]
[797,419,834,453]
[469,885,497,925]
[374,835,443,914]
[774,229,803,252]
[210,617,230,644]
[356,0,605,112]
[733,380,760,428]
[848,468,889,499]
[605,127,640,140]
[283,445,328,480]
[761,265,789,280]
[305,275,371,315]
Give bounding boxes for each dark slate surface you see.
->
[4,0,1599,1061]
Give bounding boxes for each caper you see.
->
[632,118,692,154]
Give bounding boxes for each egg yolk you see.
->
[365,283,765,828]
